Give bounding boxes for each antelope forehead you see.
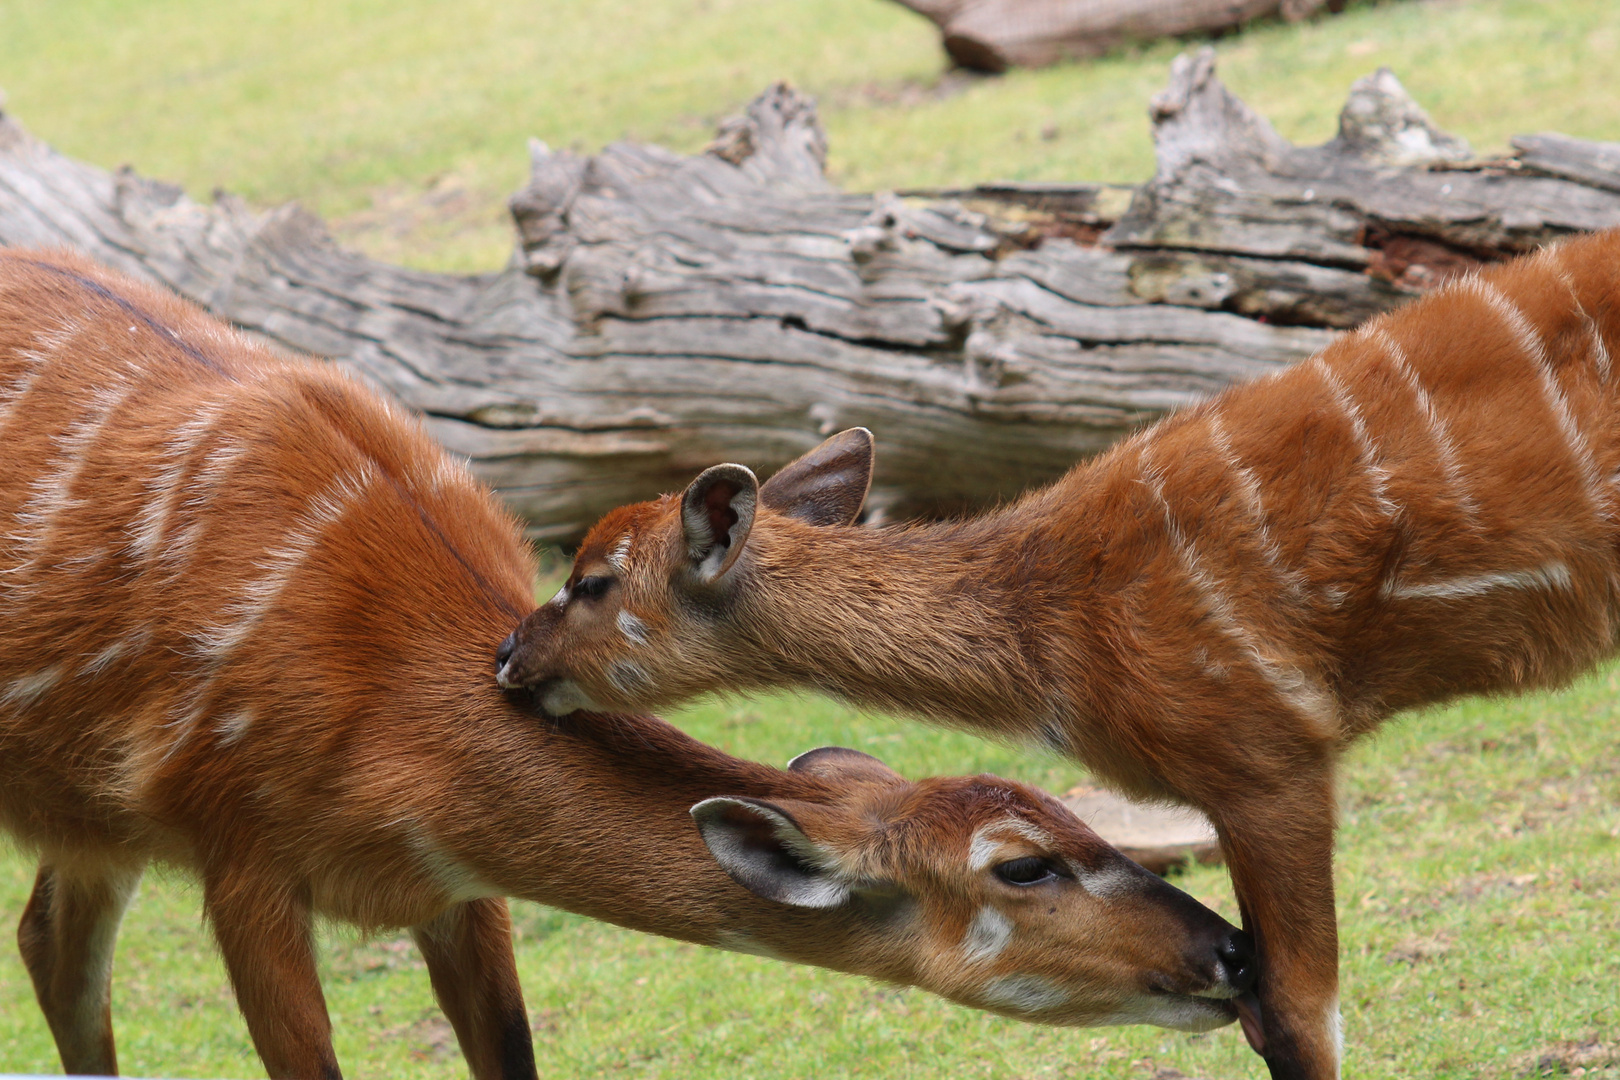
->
[606,533,634,572]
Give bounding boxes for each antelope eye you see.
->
[993,857,1059,887]
[573,575,614,600]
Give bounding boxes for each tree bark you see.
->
[3,52,1619,543]
[885,0,1344,73]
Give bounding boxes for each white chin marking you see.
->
[980,975,1071,1015]
[541,681,600,715]
[960,905,1014,964]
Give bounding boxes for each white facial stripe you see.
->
[961,905,1014,964]
[1070,863,1137,899]
[607,534,633,572]
[549,584,569,608]
[979,974,1070,1014]
[1386,561,1572,601]
[617,609,650,646]
[968,817,1057,872]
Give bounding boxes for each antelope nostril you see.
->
[1216,928,1257,992]
[495,631,517,672]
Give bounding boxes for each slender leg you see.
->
[412,898,537,1080]
[1215,772,1343,1080]
[16,859,144,1076]
[204,870,341,1080]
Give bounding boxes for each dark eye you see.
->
[573,575,614,600]
[993,857,1059,887]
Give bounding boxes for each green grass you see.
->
[1,0,1617,271]
[3,675,1618,1079]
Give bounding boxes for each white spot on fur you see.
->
[961,906,1014,964]
[606,659,650,696]
[406,823,496,904]
[1385,561,1572,601]
[980,974,1070,1014]
[79,631,150,679]
[0,665,64,709]
[540,679,600,716]
[215,708,255,747]
[715,929,784,960]
[617,609,650,646]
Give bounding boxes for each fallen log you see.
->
[884,0,1344,74]
[2,50,1619,543]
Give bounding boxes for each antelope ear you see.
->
[759,428,874,527]
[691,797,851,909]
[680,464,758,583]
[786,746,903,785]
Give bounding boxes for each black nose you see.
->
[1216,928,1257,993]
[495,631,517,672]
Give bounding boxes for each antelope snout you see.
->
[1215,927,1257,994]
[494,608,555,689]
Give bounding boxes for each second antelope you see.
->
[498,227,1620,1079]
[0,248,1256,1079]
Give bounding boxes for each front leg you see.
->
[1215,772,1342,1080]
[411,898,537,1080]
[17,859,144,1075]
[204,870,341,1080]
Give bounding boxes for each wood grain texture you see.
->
[3,54,1619,543]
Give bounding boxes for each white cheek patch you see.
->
[968,817,1057,872]
[617,609,651,647]
[980,974,1070,1014]
[960,905,1014,964]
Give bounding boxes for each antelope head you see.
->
[494,429,878,715]
[696,746,1255,1030]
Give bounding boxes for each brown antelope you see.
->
[497,226,1620,1080]
[0,248,1258,1079]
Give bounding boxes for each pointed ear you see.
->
[680,464,758,583]
[691,797,851,909]
[786,746,903,786]
[759,428,873,527]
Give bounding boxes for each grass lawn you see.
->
[2,0,1619,1076]
[2,676,1618,1079]
[1,0,1617,271]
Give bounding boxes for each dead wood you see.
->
[3,52,1619,542]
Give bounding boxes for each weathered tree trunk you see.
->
[3,50,1619,543]
[886,0,1345,73]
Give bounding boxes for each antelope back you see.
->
[0,248,534,861]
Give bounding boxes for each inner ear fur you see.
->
[759,428,874,527]
[786,746,902,786]
[691,796,852,909]
[680,463,758,582]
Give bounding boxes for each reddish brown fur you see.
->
[0,249,1255,1078]
[499,228,1620,1080]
